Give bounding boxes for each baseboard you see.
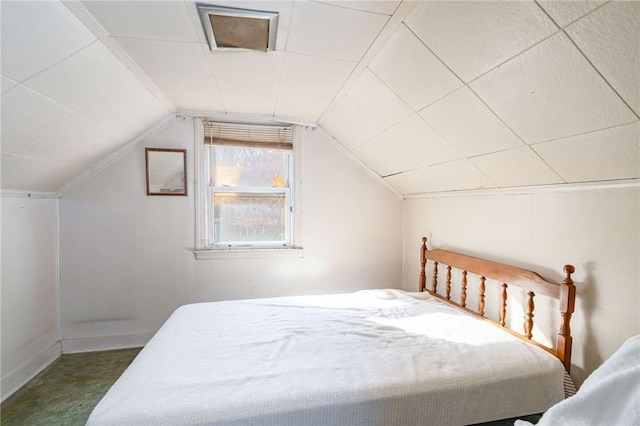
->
[1,341,61,403]
[61,331,155,354]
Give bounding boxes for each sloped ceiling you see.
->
[1,1,638,195]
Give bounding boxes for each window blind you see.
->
[203,121,293,150]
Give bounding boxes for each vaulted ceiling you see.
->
[1,1,638,195]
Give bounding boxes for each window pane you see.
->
[212,146,289,187]
[214,193,286,243]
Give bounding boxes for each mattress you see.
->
[86,289,565,426]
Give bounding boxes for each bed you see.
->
[87,237,577,425]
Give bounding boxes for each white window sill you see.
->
[194,247,304,260]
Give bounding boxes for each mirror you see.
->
[145,148,187,196]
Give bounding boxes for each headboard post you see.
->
[557,264,576,373]
[419,237,427,292]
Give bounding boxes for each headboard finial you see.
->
[563,264,575,276]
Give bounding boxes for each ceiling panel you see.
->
[23,42,133,111]
[471,32,637,144]
[369,24,462,110]
[347,69,413,130]
[207,51,285,81]
[286,1,389,61]
[404,1,557,82]
[223,97,277,116]
[386,114,460,166]
[352,132,424,176]
[314,1,400,15]
[63,131,132,168]
[537,0,606,28]
[275,82,334,123]
[566,1,640,114]
[533,122,640,182]
[149,75,220,99]
[420,87,524,157]
[215,77,279,102]
[80,80,170,131]
[216,77,279,116]
[1,77,17,94]
[80,1,198,42]
[1,85,75,153]
[16,114,112,164]
[0,0,96,82]
[277,53,356,122]
[168,97,225,114]
[384,159,496,194]
[470,146,563,187]
[281,53,355,89]
[0,155,86,193]
[115,38,211,76]
[318,95,384,150]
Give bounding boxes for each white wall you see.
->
[403,186,640,387]
[59,118,403,352]
[1,197,60,401]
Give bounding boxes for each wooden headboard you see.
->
[418,237,576,372]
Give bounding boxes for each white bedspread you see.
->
[87,290,565,426]
[516,334,640,426]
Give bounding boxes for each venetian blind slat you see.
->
[203,121,293,150]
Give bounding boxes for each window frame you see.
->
[194,118,303,258]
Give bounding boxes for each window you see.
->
[195,120,300,254]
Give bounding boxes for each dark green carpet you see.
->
[1,348,141,426]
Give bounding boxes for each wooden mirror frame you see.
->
[145,148,187,196]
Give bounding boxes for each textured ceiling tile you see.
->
[566,1,640,114]
[404,1,557,82]
[115,38,211,76]
[369,25,462,110]
[537,1,606,28]
[81,80,170,130]
[168,97,226,114]
[352,132,423,176]
[0,155,85,193]
[206,51,285,81]
[114,108,172,143]
[275,82,334,123]
[318,95,384,150]
[286,2,388,61]
[150,75,220,99]
[1,77,17,94]
[347,69,413,129]
[215,77,279,101]
[387,114,460,165]
[383,159,496,194]
[1,85,74,153]
[470,147,563,187]
[0,1,96,82]
[471,32,637,144]
[81,1,198,42]
[314,1,400,15]
[64,131,131,167]
[281,53,355,89]
[277,54,355,122]
[420,87,524,157]
[532,122,640,182]
[23,42,133,111]
[216,78,279,116]
[222,96,277,117]
[17,115,111,164]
